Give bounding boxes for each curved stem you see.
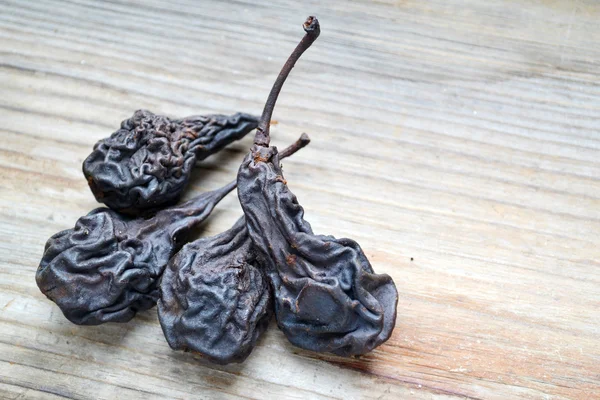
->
[254,16,320,147]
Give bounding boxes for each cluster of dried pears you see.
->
[36,16,397,364]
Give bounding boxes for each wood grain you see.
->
[0,0,599,399]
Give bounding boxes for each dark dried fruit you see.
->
[83,110,258,215]
[158,218,271,364]
[237,16,398,356]
[157,135,310,364]
[36,182,236,325]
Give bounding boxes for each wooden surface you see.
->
[0,0,599,399]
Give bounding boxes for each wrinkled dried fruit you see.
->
[237,16,398,356]
[36,182,235,325]
[158,218,271,364]
[238,147,398,356]
[83,110,258,215]
[157,135,310,364]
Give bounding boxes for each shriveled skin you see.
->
[35,182,235,325]
[158,217,272,364]
[83,110,258,215]
[237,145,398,356]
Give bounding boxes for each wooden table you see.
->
[1,1,598,399]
